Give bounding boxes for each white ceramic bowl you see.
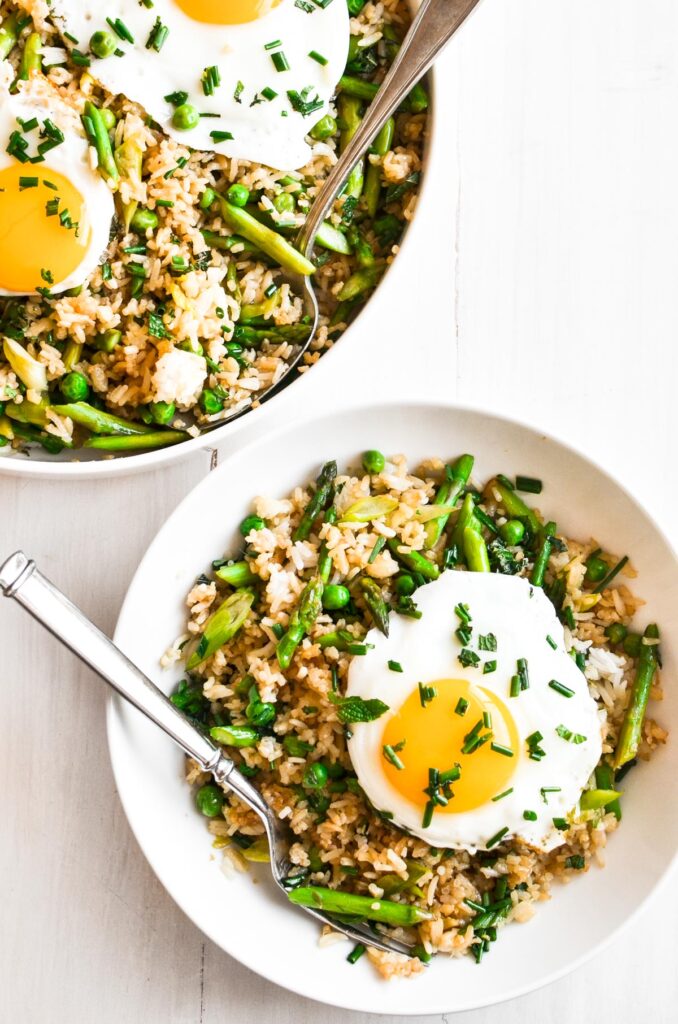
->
[0,7,438,481]
[109,400,678,1015]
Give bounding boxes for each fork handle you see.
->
[299,0,482,254]
[0,551,269,818]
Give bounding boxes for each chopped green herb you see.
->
[418,682,437,707]
[454,697,469,716]
[492,788,513,802]
[387,660,403,673]
[549,679,575,698]
[478,633,497,652]
[523,810,538,821]
[485,826,509,849]
[483,661,497,675]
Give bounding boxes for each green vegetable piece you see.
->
[210,724,258,748]
[531,521,557,587]
[595,763,622,821]
[150,401,175,426]
[604,622,628,646]
[310,113,337,140]
[172,103,200,130]
[3,337,47,392]
[0,13,27,61]
[614,624,660,769]
[240,837,270,862]
[341,495,398,523]
[276,576,324,670]
[362,449,385,474]
[585,556,608,584]
[328,693,389,724]
[322,584,350,610]
[240,514,266,536]
[288,886,432,926]
[303,762,329,790]
[424,453,474,549]
[90,30,117,59]
[130,208,159,233]
[218,196,315,276]
[463,526,490,573]
[580,788,623,811]
[394,575,415,597]
[387,539,440,581]
[226,182,250,207]
[82,101,119,183]
[51,402,153,436]
[187,590,255,669]
[364,117,395,218]
[18,32,41,81]
[359,577,390,636]
[314,221,352,255]
[93,329,123,353]
[623,632,642,658]
[293,461,337,541]
[492,479,541,535]
[215,561,258,588]
[195,784,224,818]
[499,519,525,546]
[60,371,89,402]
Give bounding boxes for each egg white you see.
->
[347,572,604,853]
[51,0,349,170]
[0,67,114,296]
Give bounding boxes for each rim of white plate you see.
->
[108,397,678,1015]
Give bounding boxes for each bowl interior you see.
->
[109,401,678,1015]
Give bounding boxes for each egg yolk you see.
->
[381,679,520,814]
[173,0,284,25]
[0,165,91,294]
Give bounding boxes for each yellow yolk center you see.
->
[381,679,520,814]
[173,0,284,25]
[0,164,90,294]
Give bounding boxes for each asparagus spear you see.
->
[337,265,380,303]
[463,526,490,573]
[491,479,541,535]
[3,337,47,392]
[277,577,324,670]
[201,229,264,259]
[338,75,429,113]
[18,31,41,81]
[187,590,255,669]
[364,117,395,218]
[337,94,364,200]
[452,492,479,550]
[210,725,258,748]
[386,539,439,581]
[614,624,660,769]
[82,101,119,184]
[232,323,311,348]
[531,521,556,587]
[594,763,621,820]
[52,402,154,436]
[218,197,315,276]
[114,138,143,230]
[293,461,337,541]
[288,886,432,927]
[359,577,390,636]
[0,13,28,60]
[84,431,188,451]
[424,454,474,549]
[316,630,372,655]
[315,221,352,255]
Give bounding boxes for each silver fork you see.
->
[0,551,414,957]
[216,0,483,426]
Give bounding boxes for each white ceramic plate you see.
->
[0,5,438,481]
[109,401,678,1015]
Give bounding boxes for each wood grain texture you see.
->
[2,1,678,1021]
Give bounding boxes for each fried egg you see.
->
[51,0,349,170]
[0,68,114,296]
[347,572,603,852]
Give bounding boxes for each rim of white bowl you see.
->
[0,51,440,480]
[108,397,678,1015]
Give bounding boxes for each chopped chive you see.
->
[439,764,461,785]
[368,535,386,564]
[271,51,290,72]
[540,787,561,803]
[454,602,471,623]
[549,679,574,698]
[265,39,283,50]
[418,682,437,707]
[347,943,366,964]
[517,658,529,690]
[155,198,174,207]
[210,130,234,143]
[483,661,497,675]
[562,605,576,630]
[458,648,480,669]
[523,810,538,821]
[485,827,509,849]
[387,659,403,673]
[382,743,405,770]
[454,697,469,716]
[482,711,492,729]
[456,625,472,645]
[509,674,521,698]
[19,176,39,189]
[260,86,278,101]
[490,743,513,758]
[106,17,134,44]
[478,633,497,652]
[492,788,513,802]
[565,854,585,869]
[552,817,569,831]
[546,635,557,650]
[422,800,434,828]
[515,475,542,494]
[308,50,328,66]
[146,17,169,52]
[555,724,586,744]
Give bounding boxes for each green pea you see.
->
[130,208,159,233]
[200,388,224,416]
[310,114,337,141]
[585,556,608,584]
[172,103,200,131]
[240,514,266,536]
[90,30,117,59]
[200,187,217,210]
[226,183,250,207]
[195,784,224,818]
[623,633,642,658]
[362,449,385,474]
[93,329,122,353]
[499,519,525,546]
[247,701,276,728]
[303,762,329,790]
[605,622,628,646]
[325,761,346,780]
[322,584,351,610]
[99,107,117,133]
[273,192,295,214]
[150,401,175,426]
[60,371,89,402]
[394,574,415,597]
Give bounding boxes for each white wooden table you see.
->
[2,1,677,1020]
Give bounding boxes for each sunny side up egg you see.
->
[51,0,349,170]
[0,66,114,296]
[347,572,603,853]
